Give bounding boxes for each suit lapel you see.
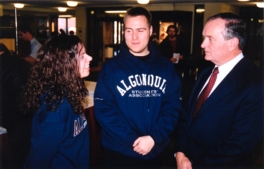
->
[193,58,248,120]
[187,67,214,119]
[202,71,237,108]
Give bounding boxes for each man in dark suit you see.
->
[174,13,263,169]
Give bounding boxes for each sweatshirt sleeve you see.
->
[94,65,139,147]
[24,102,70,168]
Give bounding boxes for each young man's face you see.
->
[124,15,152,56]
[167,27,176,39]
[18,31,29,41]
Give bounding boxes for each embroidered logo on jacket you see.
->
[116,73,166,97]
[73,113,87,137]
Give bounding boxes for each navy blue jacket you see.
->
[175,57,264,168]
[94,42,182,160]
[24,97,89,169]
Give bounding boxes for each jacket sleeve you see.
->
[199,81,264,167]
[174,95,198,162]
[175,74,264,167]
[24,102,70,168]
[148,64,182,144]
[174,104,191,154]
[174,67,213,156]
[94,65,139,147]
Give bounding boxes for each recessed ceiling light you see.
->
[105,10,126,14]
[58,7,67,12]
[137,0,150,4]
[237,0,250,1]
[59,15,73,18]
[256,2,264,8]
[14,3,24,8]
[67,1,78,7]
[196,9,205,13]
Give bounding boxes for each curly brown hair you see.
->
[21,34,89,115]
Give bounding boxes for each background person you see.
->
[94,6,182,169]
[0,43,32,168]
[158,25,189,79]
[20,34,92,168]
[174,12,263,169]
[18,24,42,64]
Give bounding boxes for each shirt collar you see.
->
[216,53,244,77]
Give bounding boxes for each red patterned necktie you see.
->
[193,67,219,118]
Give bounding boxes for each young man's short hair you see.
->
[123,6,152,27]
[18,24,33,35]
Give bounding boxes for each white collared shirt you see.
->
[30,38,42,58]
[198,53,244,97]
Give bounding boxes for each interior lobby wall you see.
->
[75,6,87,48]
[75,3,195,49]
[0,4,3,16]
[204,3,239,24]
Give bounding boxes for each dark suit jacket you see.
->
[175,57,264,168]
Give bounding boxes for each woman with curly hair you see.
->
[21,34,92,169]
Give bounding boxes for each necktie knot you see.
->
[212,67,219,75]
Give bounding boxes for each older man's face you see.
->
[201,18,232,66]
